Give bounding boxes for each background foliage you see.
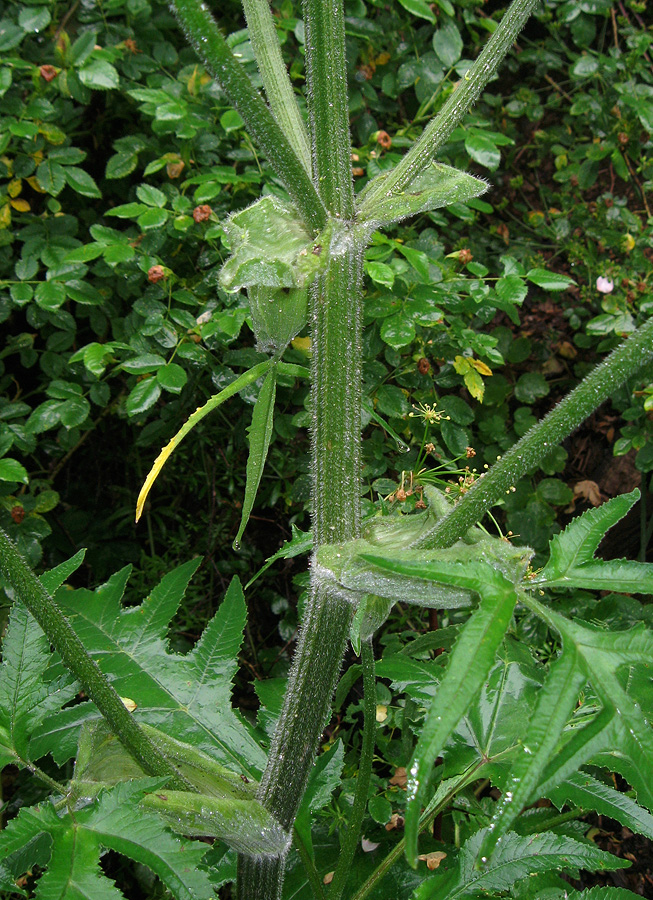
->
[1,0,652,896]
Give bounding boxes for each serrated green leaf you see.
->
[480,644,588,855]
[105,152,138,179]
[538,489,645,588]
[35,281,66,310]
[36,160,66,196]
[0,458,28,483]
[156,363,187,394]
[38,827,125,900]
[39,550,86,595]
[432,18,463,67]
[398,0,435,23]
[18,6,51,32]
[547,770,653,840]
[396,565,517,866]
[483,594,653,858]
[358,162,487,228]
[0,600,78,763]
[125,378,161,416]
[413,830,629,900]
[526,268,575,291]
[30,569,266,775]
[64,166,102,198]
[233,367,276,550]
[78,59,119,90]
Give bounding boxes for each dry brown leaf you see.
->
[418,851,447,870]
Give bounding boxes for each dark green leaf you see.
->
[125,378,161,416]
[36,161,66,196]
[432,18,463,67]
[398,0,435,23]
[78,59,120,90]
[526,268,575,291]
[64,167,102,198]
[156,363,187,394]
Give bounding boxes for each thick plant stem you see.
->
[241,0,311,173]
[359,0,538,216]
[0,528,193,792]
[414,316,653,550]
[170,0,325,232]
[237,168,365,900]
[304,0,354,216]
[238,583,355,898]
[328,639,376,900]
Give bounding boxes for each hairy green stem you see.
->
[237,165,365,900]
[0,528,193,792]
[304,0,354,216]
[237,583,355,898]
[328,639,376,900]
[359,0,538,217]
[170,0,325,232]
[414,316,653,550]
[241,0,311,173]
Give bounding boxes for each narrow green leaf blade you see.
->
[539,490,639,583]
[414,831,629,900]
[548,559,653,593]
[39,550,86,595]
[481,646,588,858]
[403,571,517,866]
[136,360,272,522]
[245,524,312,589]
[548,770,653,840]
[234,367,277,549]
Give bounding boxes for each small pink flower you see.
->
[596,276,614,293]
